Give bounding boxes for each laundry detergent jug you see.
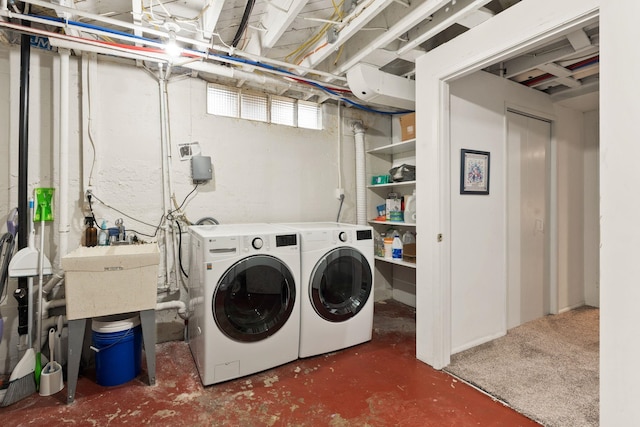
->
[404,190,416,224]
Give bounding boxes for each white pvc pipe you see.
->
[352,121,367,226]
[58,48,70,265]
[42,272,64,295]
[158,68,173,291]
[156,300,188,320]
[161,77,180,293]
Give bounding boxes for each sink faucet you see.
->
[115,218,125,242]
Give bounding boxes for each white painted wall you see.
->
[416,0,640,423]
[583,109,599,307]
[449,73,589,352]
[415,0,598,370]
[554,104,587,311]
[600,2,640,424]
[0,46,390,373]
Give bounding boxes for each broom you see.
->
[0,347,36,407]
[1,202,37,407]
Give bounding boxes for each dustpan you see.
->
[39,329,63,396]
[8,198,52,278]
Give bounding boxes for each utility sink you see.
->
[61,244,160,320]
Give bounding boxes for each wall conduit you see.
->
[352,121,367,226]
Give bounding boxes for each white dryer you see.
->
[187,224,300,385]
[278,222,374,358]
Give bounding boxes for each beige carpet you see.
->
[445,306,599,427]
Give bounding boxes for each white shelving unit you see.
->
[367,138,416,157]
[369,220,416,227]
[366,134,417,307]
[367,180,416,190]
[374,256,416,269]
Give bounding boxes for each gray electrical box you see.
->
[191,155,212,184]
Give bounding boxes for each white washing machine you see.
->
[187,224,300,385]
[278,222,374,358]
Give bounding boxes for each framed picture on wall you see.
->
[460,149,490,195]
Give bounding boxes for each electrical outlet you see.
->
[83,188,94,213]
[335,188,345,200]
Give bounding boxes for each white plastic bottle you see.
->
[98,220,109,246]
[392,234,403,259]
[404,189,416,224]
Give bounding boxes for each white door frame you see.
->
[415,0,599,369]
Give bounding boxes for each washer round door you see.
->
[309,247,372,322]
[213,255,296,342]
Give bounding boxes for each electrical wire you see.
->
[208,53,413,114]
[336,194,345,222]
[232,0,256,48]
[169,184,199,217]
[175,219,188,278]
[89,192,162,229]
[8,17,411,114]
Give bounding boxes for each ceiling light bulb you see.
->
[165,31,182,58]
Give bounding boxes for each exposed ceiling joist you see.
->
[333,0,451,76]
[132,0,143,38]
[566,28,591,51]
[456,6,494,28]
[297,0,396,70]
[260,0,311,50]
[1,0,598,106]
[538,62,572,78]
[396,0,492,55]
[199,0,226,41]
[503,35,599,79]
[549,77,598,101]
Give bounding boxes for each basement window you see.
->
[207,84,322,130]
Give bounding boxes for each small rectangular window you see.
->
[271,97,295,126]
[206,83,322,130]
[207,84,238,118]
[298,101,322,130]
[241,92,268,122]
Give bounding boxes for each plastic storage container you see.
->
[392,234,403,259]
[91,314,142,386]
[404,190,416,224]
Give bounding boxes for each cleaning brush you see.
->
[0,348,36,407]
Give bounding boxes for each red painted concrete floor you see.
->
[0,300,540,426]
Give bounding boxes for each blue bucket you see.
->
[91,314,142,387]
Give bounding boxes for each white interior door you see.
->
[507,110,551,329]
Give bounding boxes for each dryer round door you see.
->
[309,247,372,322]
[213,254,296,342]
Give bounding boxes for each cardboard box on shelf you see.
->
[400,112,416,141]
[386,198,401,221]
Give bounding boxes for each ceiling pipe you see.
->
[12,0,347,82]
[19,0,211,49]
[44,29,343,100]
[0,18,351,97]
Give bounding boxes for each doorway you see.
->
[506,110,552,329]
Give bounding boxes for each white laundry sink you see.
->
[61,244,160,320]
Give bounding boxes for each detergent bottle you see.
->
[404,190,416,224]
